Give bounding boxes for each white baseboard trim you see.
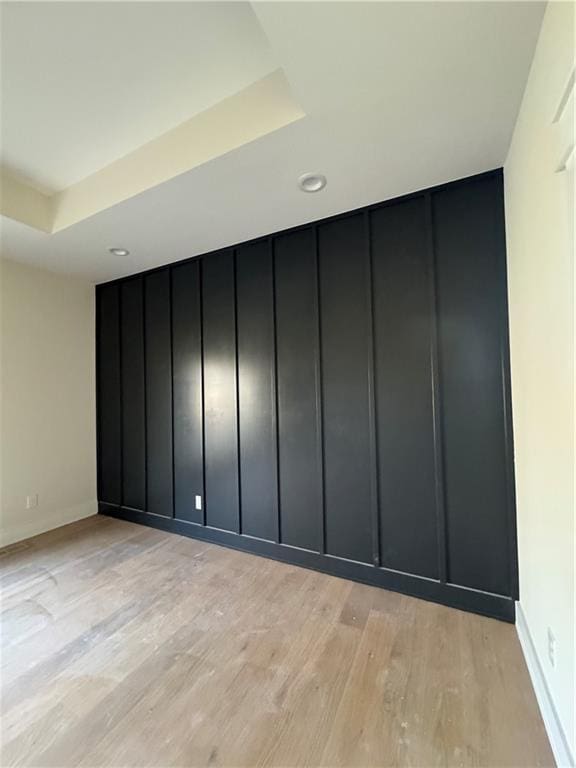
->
[0,500,98,549]
[516,602,574,767]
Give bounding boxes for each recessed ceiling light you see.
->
[109,247,130,257]
[298,173,327,193]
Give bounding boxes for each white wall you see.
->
[0,257,97,546]
[504,1,575,763]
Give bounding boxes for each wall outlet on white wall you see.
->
[25,494,38,510]
[547,627,556,668]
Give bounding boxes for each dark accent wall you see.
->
[97,170,518,622]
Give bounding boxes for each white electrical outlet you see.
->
[195,495,202,511]
[547,627,556,668]
[25,494,38,510]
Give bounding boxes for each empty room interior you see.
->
[0,1,574,766]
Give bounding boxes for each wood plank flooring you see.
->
[0,515,553,767]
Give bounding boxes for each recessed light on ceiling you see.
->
[298,173,327,193]
[109,247,130,257]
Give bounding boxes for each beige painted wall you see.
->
[504,0,574,758]
[0,258,97,546]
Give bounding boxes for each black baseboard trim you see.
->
[99,503,515,623]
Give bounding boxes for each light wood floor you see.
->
[0,516,553,768]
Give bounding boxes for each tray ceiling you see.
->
[0,1,545,281]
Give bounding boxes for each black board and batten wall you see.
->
[97,169,518,622]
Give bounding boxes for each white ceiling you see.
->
[0,1,545,283]
[0,2,276,190]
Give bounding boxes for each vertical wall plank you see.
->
[236,241,278,541]
[97,283,122,505]
[202,250,240,532]
[364,213,381,567]
[172,261,204,523]
[371,197,438,578]
[433,175,510,595]
[318,214,373,564]
[145,269,173,518]
[120,277,146,510]
[275,229,323,552]
[493,179,519,599]
[426,193,448,583]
